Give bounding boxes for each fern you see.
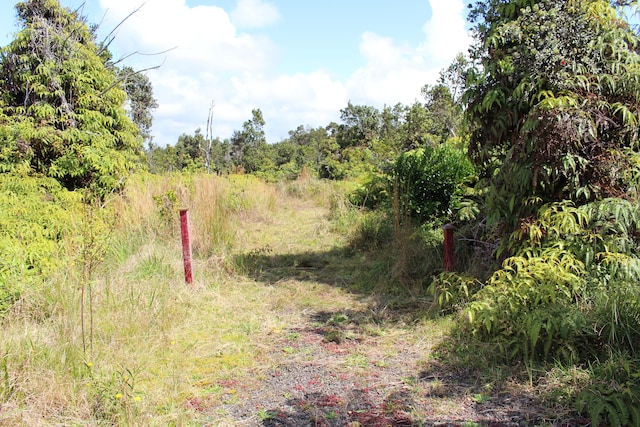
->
[577,356,640,427]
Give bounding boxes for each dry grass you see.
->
[0,173,380,425]
[0,172,471,426]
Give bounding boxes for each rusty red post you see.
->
[179,209,193,284]
[443,224,455,272]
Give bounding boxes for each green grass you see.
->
[0,172,497,425]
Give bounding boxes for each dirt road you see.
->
[210,194,577,426]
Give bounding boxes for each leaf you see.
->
[530,321,542,350]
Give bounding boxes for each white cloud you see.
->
[230,0,280,29]
[346,0,471,108]
[229,71,348,140]
[99,0,277,72]
[346,32,436,107]
[421,0,473,64]
[96,0,472,146]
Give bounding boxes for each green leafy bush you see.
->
[443,198,640,424]
[430,272,483,314]
[0,173,84,314]
[0,0,143,196]
[465,251,592,362]
[393,145,474,222]
[576,356,640,427]
[348,173,391,210]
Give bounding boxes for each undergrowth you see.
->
[434,199,640,426]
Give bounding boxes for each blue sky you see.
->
[0,0,472,146]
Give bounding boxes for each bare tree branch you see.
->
[97,3,145,57]
[100,59,166,96]
[111,46,178,66]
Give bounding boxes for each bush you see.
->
[348,173,391,210]
[393,145,474,222]
[455,199,640,362]
[0,173,85,314]
[576,355,640,427]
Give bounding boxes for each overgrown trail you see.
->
[210,193,556,426]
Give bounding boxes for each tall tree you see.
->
[336,102,381,148]
[118,66,158,147]
[465,0,640,230]
[402,101,432,149]
[175,129,206,170]
[422,84,461,143]
[229,108,270,172]
[0,0,143,194]
[438,52,470,106]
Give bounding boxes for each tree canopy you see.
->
[465,0,640,230]
[0,0,144,195]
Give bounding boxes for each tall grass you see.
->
[0,173,283,425]
[327,180,447,298]
[0,171,450,425]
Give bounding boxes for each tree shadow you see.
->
[233,246,588,425]
[252,306,589,427]
[259,380,584,427]
[234,246,352,287]
[233,244,439,320]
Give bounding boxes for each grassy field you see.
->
[0,173,579,426]
[0,175,405,424]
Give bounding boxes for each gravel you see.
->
[216,315,587,427]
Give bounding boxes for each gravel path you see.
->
[218,315,570,426]
[207,194,586,426]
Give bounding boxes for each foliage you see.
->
[0,0,144,195]
[421,84,462,144]
[465,0,640,233]
[230,108,272,173]
[576,355,640,427]
[348,172,391,210]
[454,5,640,420]
[430,272,484,314]
[118,66,158,146]
[458,199,640,365]
[393,145,475,222]
[173,130,208,171]
[0,173,84,314]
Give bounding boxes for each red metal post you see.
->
[179,209,193,284]
[443,224,455,272]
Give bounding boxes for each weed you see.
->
[285,332,300,341]
[257,408,280,421]
[472,393,491,404]
[345,354,370,369]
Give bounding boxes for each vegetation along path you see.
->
[209,190,575,426]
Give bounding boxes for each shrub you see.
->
[576,355,640,427]
[457,199,640,367]
[0,173,84,314]
[393,145,474,222]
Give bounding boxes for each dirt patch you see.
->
[217,313,585,426]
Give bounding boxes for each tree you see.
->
[422,84,462,143]
[0,0,144,195]
[394,145,474,222]
[465,0,640,230]
[336,102,381,148]
[437,52,470,106]
[175,129,206,170]
[204,101,215,173]
[401,102,432,149]
[118,66,158,146]
[229,108,271,172]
